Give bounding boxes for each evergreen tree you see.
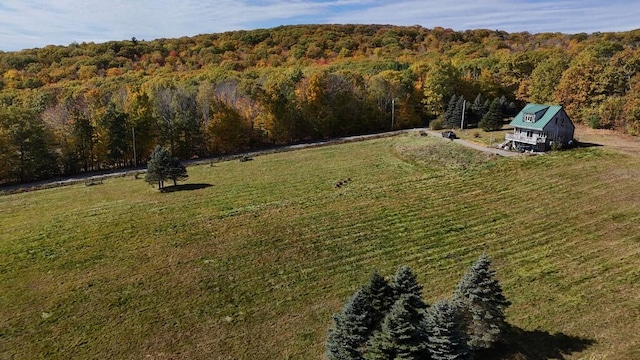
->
[362,272,395,330]
[145,145,171,189]
[391,265,424,303]
[478,98,502,131]
[452,254,511,350]
[327,289,373,360]
[166,155,188,186]
[71,111,95,172]
[366,294,430,360]
[470,94,488,124]
[102,103,129,167]
[426,300,471,360]
[497,95,508,114]
[442,95,459,128]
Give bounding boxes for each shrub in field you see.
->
[430,118,444,130]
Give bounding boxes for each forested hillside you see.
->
[1,24,639,184]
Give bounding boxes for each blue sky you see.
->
[1,0,639,52]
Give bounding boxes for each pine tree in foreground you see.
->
[327,289,373,360]
[390,265,425,304]
[427,300,472,360]
[366,294,430,360]
[362,272,395,329]
[453,254,511,350]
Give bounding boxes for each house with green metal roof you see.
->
[505,104,574,151]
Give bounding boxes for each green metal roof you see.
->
[509,104,565,130]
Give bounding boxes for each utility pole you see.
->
[132,127,137,167]
[391,98,395,129]
[461,100,466,129]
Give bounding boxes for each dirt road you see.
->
[422,129,521,157]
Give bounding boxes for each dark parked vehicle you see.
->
[442,131,457,139]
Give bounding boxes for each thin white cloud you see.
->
[326,0,640,34]
[0,0,638,51]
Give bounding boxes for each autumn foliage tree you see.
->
[1,25,640,184]
[0,107,58,183]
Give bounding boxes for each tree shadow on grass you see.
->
[574,141,603,149]
[478,325,596,360]
[160,183,213,193]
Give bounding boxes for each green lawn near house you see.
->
[1,133,639,359]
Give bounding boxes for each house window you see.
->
[526,131,533,137]
[523,113,535,122]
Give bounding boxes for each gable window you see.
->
[523,113,535,122]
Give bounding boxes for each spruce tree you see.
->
[443,95,459,128]
[327,289,373,360]
[145,145,188,189]
[426,300,472,360]
[497,95,509,117]
[470,94,488,124]
[102,102,129,166]
[452,254,511,350]
[478,98,502,131]
[362,272,395,329]
[166,156,188,186]
[145,145,171,189]
[390,266,425,304]
[366,294,430,360]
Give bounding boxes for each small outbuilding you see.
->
[505,104,574,151]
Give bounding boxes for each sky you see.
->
[1,0,639,52]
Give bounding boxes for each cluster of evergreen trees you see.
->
[442,94,517,131]
[327,254,510,360]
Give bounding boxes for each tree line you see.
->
[1,24,640,184]
[0,66,423,184]
[327,254,510,360]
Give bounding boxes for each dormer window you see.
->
[523,113,536,122]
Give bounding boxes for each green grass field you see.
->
[1,134,639,359]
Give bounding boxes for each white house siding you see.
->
[508,106,575,151]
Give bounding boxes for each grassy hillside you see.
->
[1,134,639,359]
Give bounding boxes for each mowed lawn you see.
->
[1,134,639,359]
